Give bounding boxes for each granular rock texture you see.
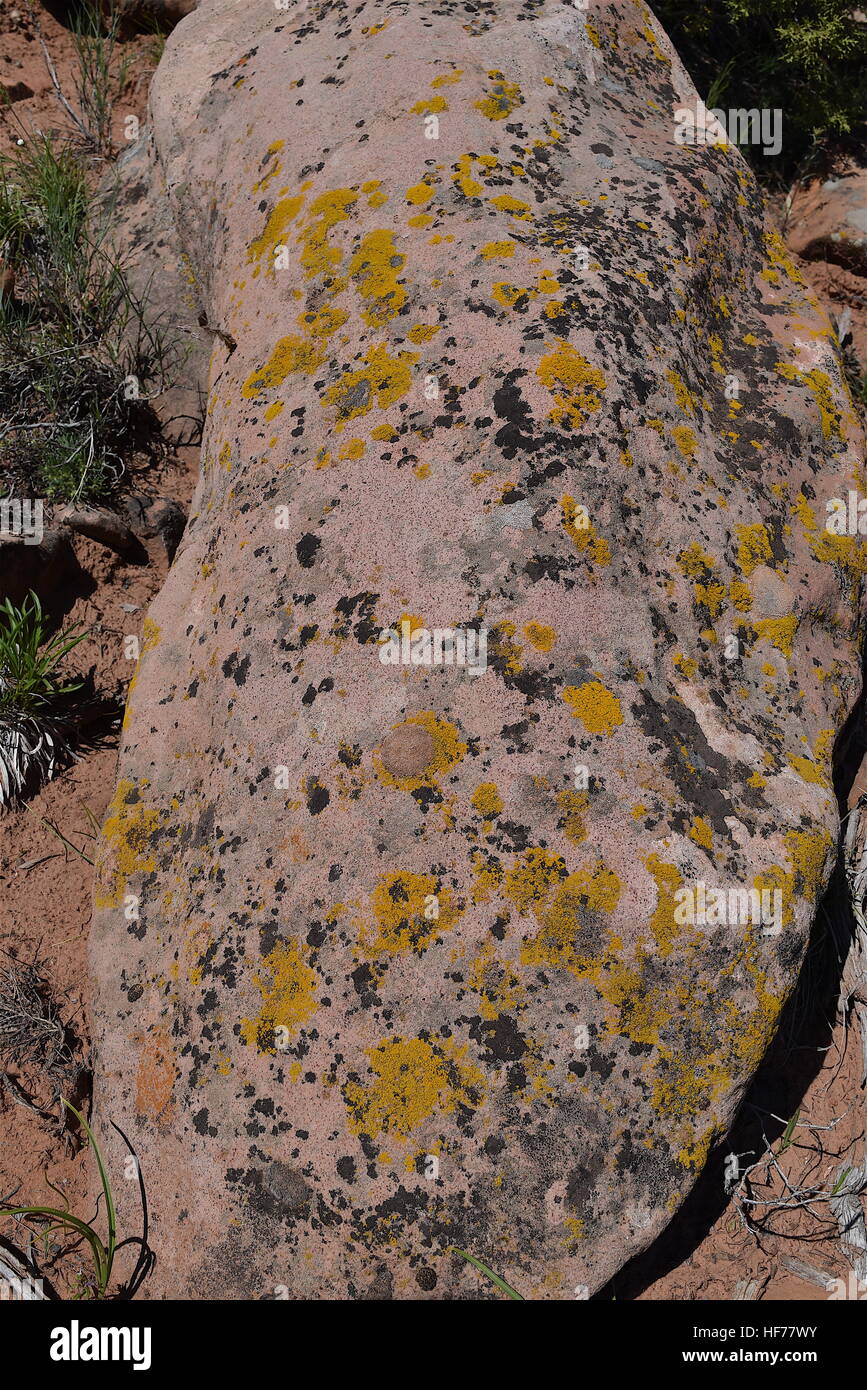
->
[91,0,867,1299]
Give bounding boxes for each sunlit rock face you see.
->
[91,0,866,1299]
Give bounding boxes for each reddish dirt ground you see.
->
[0,0,195,1296]
[0,1,864,1301]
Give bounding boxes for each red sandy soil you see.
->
[0,0,864,1301]
[0,0,194,1296]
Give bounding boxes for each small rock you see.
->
[121,493,187,562]
[0,78,33,103]
[787,163,867,274]
[379,723,436,777]
[59,505,145,560]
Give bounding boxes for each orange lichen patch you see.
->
[752,826,834,934]
[792,491,818,533]
[374,712,467,791]
[453,154,484,198]
[775,361,851,442]
[523,621,556,652]
[247,193,305,262]
[242,333,327,397]
[807,529,867,602]
[371,423,398,442]
[762,229,806,287]
[468,942,526,1020]
[95,777,161,909]
[344,228,407,326]
[677,544,726,620]
[671,424,698,460]
[431,70,463,87]
[407,323,441,343]
[536,341,607,429]
[687,818,713,852]
[364,179,389,209]
[561,495,611,566]
[787,753,830,787]
[134,1029,177,1121]
[323,344,417,426]
[673,652,698,679]
[562,680,623,735]
[640,13,669,62]
[406,180,436,206]
[489,620,523,674]
[653,1046,731,1168]
[491,281,524,308]
[490,193,532,218]
[252,139,285,193]
[343,1036,485,1139]
[475,71,524,121]
[357,871,463,954]
[785,826,834,896]
[667,369,697,417]
[470,849,504,904]
[240,938,317,1053]
[123,615,161,719]
[729,579,752,612]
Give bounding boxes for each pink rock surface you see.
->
[91,0,867,1299]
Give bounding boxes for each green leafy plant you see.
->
[0,591,87,805]
[0,592,86,717]
[777,1107,800,1154]
[830,1166,852,1196]
[1,1100,117,1299]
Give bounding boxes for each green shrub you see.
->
[0,136,175,505]
[653,0,867,177]
[0,591,87,805]
[0,591,85,718]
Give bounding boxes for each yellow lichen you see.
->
[562,680,623,735]
[343,1036,485,1139]
[561,495,611,566]
[537,342,607,429]
[471,782,504,819]
[475,71,523,121]
[359,871,463,954]
[240,938,317,1053]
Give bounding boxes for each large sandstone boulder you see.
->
[91,0,867,1299]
